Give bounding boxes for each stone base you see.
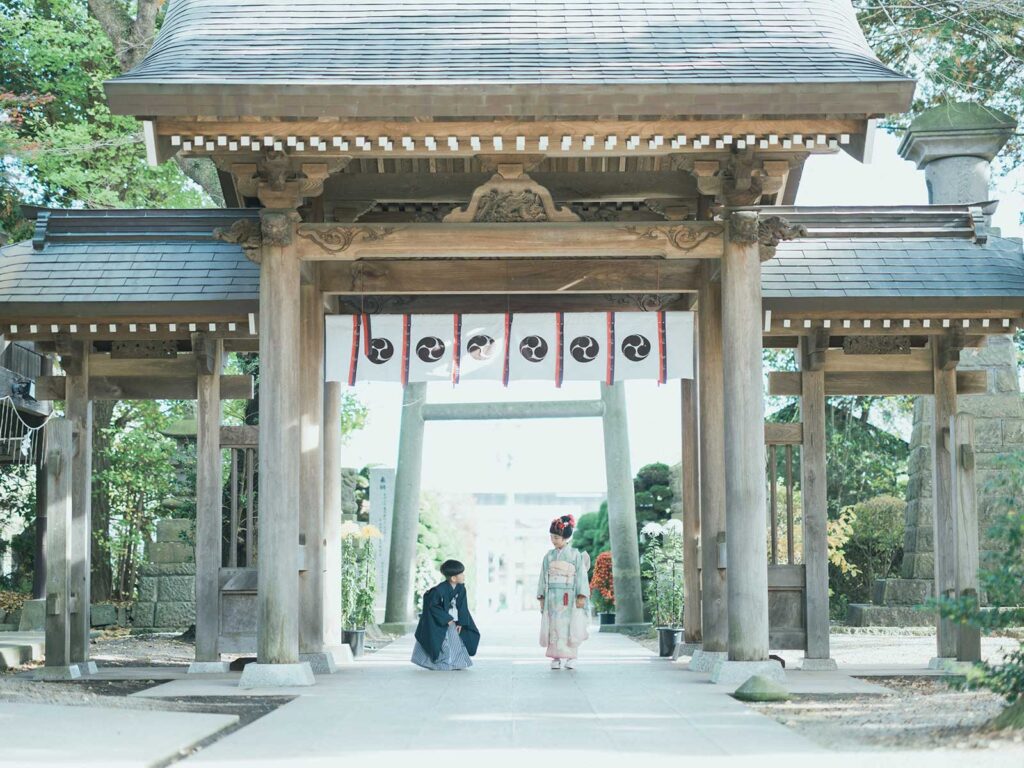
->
[800,657,838,671]
[239,662,315,689]
[299,651,339,675]
[598,622,651,634]
[710,659,785,686]
[872,578,934,606]
[34,664,81,681]
[75,661,98,676]
[928,656,974,674]
[379,622,416,635]
[188,661,231,674]
[673,642,701,661]
[325,644,355,666]
[689,649,727,672]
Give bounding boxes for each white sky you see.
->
[343,131,1024,494]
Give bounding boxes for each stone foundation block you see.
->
[17,599,44,632]
[153,601,195,630]
[131,601,156,628]
[188,661,231,674]
[800,657,838,671]
[845,603,935,627]
[238,662,315,689]
[158,575,196,602]
[34,665,81,681]
[710,659,785,686]
[300,651,339,674]
[689,649,727,672]
[872,578,933,605]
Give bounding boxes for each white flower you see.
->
[340,521,361,539]
[640,521,664,540]
[662,518,684,536]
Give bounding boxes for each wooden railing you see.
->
[221,426,258,568]
[765,422,802,565]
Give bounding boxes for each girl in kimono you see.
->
[537,515,591,670]
[411,559,480,671]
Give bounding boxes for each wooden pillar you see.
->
[800,335,833,666]
[32,446,48,600]
[932,340,958,661]
[252,211,305,670]
[951,413,981,662]
[681,335,702,644]
[63,341,93,673]
[697,264,727,656]
[322,381,343,648]
[600,382,644,626]
[193,333,223,665]
[298,276,326,655]
[37,419,77,679]
[722,211,770,662]
[384,382,426,628]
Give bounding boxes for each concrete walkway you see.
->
[139,616,815,766]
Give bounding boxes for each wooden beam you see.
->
[36,375,253,401]
[319,258,700,295]
[336,294,693,315]
[768,370,986,396]
[220,425,258,448]
[823,348,932,373]
[764,422,803,445]
[89,355,196,378]
[295,221,725,261]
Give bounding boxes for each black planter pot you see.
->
[657,627,682,657]
[343,628,366,658]
[598,612,616,626]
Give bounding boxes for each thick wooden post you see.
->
[601,382,644,626]
[692,264,728,669]
[721,211,770,663]
[799,336,834,668]
[190,334,225,672]
[63,341,93,674]
[951,413,981,662]
[36,419,78,680]
[384,382,427,629]
[298,275,331,670]
[241,210,314,687]
[681,335,702,645]
[322,381,343,649]
[932,341,958,662]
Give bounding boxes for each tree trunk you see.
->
[90,399,116,602]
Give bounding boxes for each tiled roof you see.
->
[113,0,905,86]
[763,236,1024,301]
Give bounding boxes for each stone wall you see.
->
[131,518,196,633]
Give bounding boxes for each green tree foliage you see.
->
[828,495,907,608]
[935,453,1024,719]
[574,502,610,567]
[414,492,463,609]
[0,0,210,238]
[0,463,36,592]
[856,0,1024,168]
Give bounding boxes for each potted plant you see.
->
[341,522,381,657]
[590,551,616,625]
[640,520,685,656]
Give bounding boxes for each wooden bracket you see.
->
[936,328,966,371]
[802,327,830,371]
[55,335,86,377]
[191,333,219,376]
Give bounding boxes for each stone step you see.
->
[0,633,45,671]
[872,578,934,606]
[845,603,936,627]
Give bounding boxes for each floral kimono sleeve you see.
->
[575,550,591,598]
[537,550,550,598]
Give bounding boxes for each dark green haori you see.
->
[414,581,481,662]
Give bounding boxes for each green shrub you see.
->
[828,494,905,607]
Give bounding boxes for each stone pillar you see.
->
[36,419,78,680]
[189,335,227,673]
[681,334,702,647]
[63,341,94,675]
[715,210,778,681]
[600,382,644,627]
[799,336,835,670]
[297,276,335,673]
[383,382,426,630]
[690,264,728,672]
[240,209,314,688]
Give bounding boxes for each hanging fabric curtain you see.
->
[325,311,694,387]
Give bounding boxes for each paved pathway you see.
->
[164,616,821,766]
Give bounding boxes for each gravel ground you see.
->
[629,630,1024,752]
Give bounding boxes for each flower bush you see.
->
[640,520,684,628]
[340,522,381,630]
[590,551,615,613]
